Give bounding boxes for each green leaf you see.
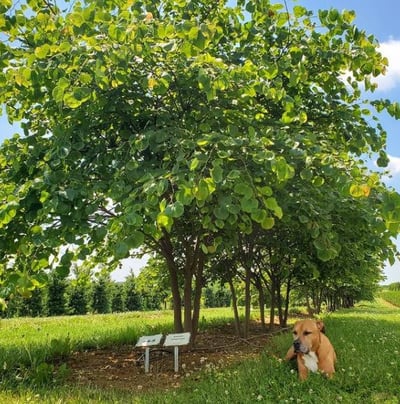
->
[157,212,173,232]
[313,236,328,250]
[271,158,294,181]
[69,12,84,27]
[60,251,74,265]
[234,183,253,196]
[299,111,308,123]
[317,248,332,262]
[74,87,92,101]
[58,42,72,53]
[190,158,200,171]
[349,184,370,198]
[63,94,83,109]
[125,212,142,225]
[387,102,400,118]
[214,206,229,220]
[115,241,129,259]
[328,9,339,23]
[293,5,307,18]
[125,231,145,249]
[342,10,355,24]
[376,150,389,167]
[200,243,208,254]
[298,215,309,224]
[245,2,255,13]
[227,170,241,179]
[312,176,325,187]
[55,265,70,279]
[251,208,267,223]
[176,187,194,205]
[31,225,42,234]
[194,179,211,201]
[265,197,283,219]
[257,186,273,196]
[108,24,126,41]
[240,197,258,213]
[0,0,12,13]
[34,44,51,59]
[281,111,296,123]
[165,201,184,218]
[300,169,313,181]
[197,139,209,147]
[52,78,70,104]
[261,216,275,230]
[265,64,279,80]
[63,87,91,108]
[93,227,107,242]
[211,165,223,183]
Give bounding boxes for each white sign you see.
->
[135,334,163,348]
[164,332,191,347]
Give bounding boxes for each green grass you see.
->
[0,301,399,403]
[379,290,400,307]
[0,310,172,376]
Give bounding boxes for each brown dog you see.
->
[285,319,336,380]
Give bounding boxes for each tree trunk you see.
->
[256,278,266,329]
[228,278,242,337]
[191,255,205,345]
[160,236,183,332]
[244,267,251,338]
[306,294,315,317]
[282,277,291,327]
[168,267,183,332]
[269,278,276,330]
[183,269,193,333]
[276,278,284,326]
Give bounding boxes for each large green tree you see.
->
[0,0,399,339]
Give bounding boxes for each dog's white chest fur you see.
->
[302,351,319,372]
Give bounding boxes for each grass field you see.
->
[379,290,400,307]
[0,299,399,403]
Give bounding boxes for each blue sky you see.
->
[1,0,400,283]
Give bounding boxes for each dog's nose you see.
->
[293,339,301,351]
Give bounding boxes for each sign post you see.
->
[135,334,163,373]
[164,332,191,372]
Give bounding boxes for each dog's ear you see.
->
[316,320,326,334]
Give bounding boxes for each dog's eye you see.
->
[303,331,312,336]
[293,331,297,336]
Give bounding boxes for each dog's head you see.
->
[291,319,325,354]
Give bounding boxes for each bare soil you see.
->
[65,322,287,393]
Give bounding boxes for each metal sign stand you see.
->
[135,334,163,373]
[164,332,191,372]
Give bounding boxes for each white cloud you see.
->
[373,39,400,92]
[111,255,150,281]
[373,155,400,188]
[388,154,400,175]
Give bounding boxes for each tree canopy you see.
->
[0,0,399,337]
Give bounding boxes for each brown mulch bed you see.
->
[65,322,288,393]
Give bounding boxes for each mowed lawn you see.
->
[0,299,399,403]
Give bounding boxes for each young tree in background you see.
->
[111,282,125,313]
[67,282,89,315]
[91,276,111,314]
[124,274,142,312]
[20,288,44,317]
[47,275,67,316]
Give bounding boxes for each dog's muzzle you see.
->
[293,339,309,354]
